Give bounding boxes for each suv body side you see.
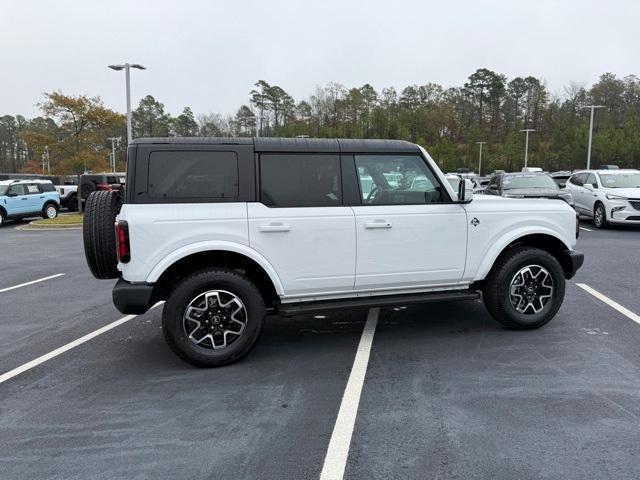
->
[0,180,60,220]
[566,169,640,224]
[115,139,579,311]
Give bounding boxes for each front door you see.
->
[351,154,467,290]
[5,184,29,215]
[248,153,356,297]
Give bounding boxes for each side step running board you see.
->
[278,289,480,317]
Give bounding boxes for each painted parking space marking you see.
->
[320,308,379,480]
[0,273,65,294]
[0,302,163,385]
[577,283,640,326]
[580,226,593,232]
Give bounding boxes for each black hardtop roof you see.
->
[131,137,419,154]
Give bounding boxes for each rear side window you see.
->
[260,154,342,207]
[40,183,56,192]
[148,151,239,199]
[25,184,41,194]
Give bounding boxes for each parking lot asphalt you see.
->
[1,221,640,479]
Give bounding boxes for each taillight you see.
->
[576,212,580,239]
[97,183,111,190]
[115,220,131,263]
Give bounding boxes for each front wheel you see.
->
[162,269,266,367]
[593,203,608,229]
[482,247,565,330]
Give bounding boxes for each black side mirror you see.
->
[7,191,17,197]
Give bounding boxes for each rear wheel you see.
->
[83,190,122,279]
[593,202,608,229]
[67,195,78,211]
[162,269,266,367]
[43,203,58,220]
[482,246,565,330]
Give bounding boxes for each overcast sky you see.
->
[2,0,638,118]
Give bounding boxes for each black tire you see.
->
[83,190,122,279]
[0,210,5,227]
[67,195,78,212]
[593,202,608,229]
[482,246,565,330]
[42,202,59,220]
[81,180,97,200]
[162,269,266,367]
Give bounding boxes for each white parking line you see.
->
[580,226,593,232]
[320,308,379,480]
[577,284,640,326]
[0,302,163,385]
[0,273,65,294]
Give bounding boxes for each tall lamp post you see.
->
[476,141,486,177]
[108,63,146,144]
[581,105,605,170]
[520,129,536,169]
[107,137,121,172]
[42,146,50,174]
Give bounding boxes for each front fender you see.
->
[146,241,285,296]
[472,226,572,281]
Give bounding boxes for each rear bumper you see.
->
[562,250,584,280]
[112,278,154,314]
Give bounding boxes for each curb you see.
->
[17,223,83,231]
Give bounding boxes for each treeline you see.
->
[2,69,640,174]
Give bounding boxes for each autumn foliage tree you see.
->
[19,92,124,174]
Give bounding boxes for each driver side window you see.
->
[9,184,26,196]
[355,155,447,205]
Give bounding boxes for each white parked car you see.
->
[82,138,583,367]
[565,169,640,228]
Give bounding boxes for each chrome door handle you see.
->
[364,221,392,229]
[259,224,291,232]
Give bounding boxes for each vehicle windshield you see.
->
[502,174,558,190]
[598,172,640,188]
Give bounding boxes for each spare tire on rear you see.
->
[83,190,122,279]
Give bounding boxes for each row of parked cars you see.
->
[448,166,640,229]
[0,172,126,227]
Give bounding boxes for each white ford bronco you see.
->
[83,137,583,367]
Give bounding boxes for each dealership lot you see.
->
[1,224,640,479]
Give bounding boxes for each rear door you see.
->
[350,154,468,290]
[24,183,44,213]
[248,153,356,296]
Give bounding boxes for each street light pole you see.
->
[520,129,536,169]
[476,141,486,177]
[108,137,120,172]
[108,63,146,144]
[581,105,605,170]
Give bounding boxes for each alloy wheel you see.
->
[509,265,554,314]
[594,206,604,227]
[183,290,247,350]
